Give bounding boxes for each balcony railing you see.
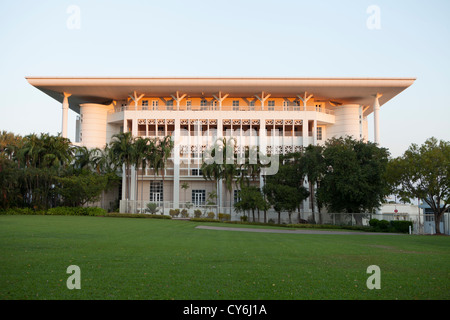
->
[109,105,335,115]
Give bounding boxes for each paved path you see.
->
[195,225,404,236]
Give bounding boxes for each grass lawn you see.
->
[0,215,449,300]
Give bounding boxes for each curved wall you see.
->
[80,103,114,149]
[326,104,361,140]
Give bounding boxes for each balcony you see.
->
[108,105,335,115]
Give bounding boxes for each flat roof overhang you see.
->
[26,77,416,115]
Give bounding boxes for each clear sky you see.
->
[0,0,449,157]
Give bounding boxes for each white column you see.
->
[130,115,138,203]
[62,92,71,138]
[129,91,144,110]
[259,118,267,191]
[297,92,313,111]
[373,93,382,144]
[121,119,128,213]
[173,119,180,209]
[312,119,317,146]
[171,91,187,111]
[213,92,229,111]
[302,120,308,148]
[255,92,271,111]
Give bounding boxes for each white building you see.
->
[27,77,415,221]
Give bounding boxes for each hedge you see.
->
[105,213,172,219]
[0,206,106,216]
[369,218,413,233]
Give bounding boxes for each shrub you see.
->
[146,203,159,214]
[240,215,248,222]
[0,207,45,215]
[105,213,171,219]
[218,213,231,221]
[189,218,220,223]
[369,218,379,227]
[206,212,215,219]
[180,209,189,218]
[369,218,390,230]
[390,220,413,233]
[194,210,202,218]
[169,209,179,218]
[47,206,106,216]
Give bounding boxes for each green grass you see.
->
[0,215,449,300]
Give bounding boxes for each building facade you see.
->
[27,77,415,220]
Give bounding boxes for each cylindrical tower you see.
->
[327,104,362,140]
[79,103,114,149]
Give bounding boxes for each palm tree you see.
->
[133,137,145,209]
[303,145,326,224]
[154,135,174,214]
[201,137,238,215]
[134,137,155,212]
[109,132,135,211]
[181,182,190,208]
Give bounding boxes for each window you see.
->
[211,100,218,110]
[294,101,300,111]
[166,100,174,110]
[234,189,241,204]
[142,100,148,107]
[268,100,275,111]
[150,181,163,203]
[192,190,206,206]
[249,100,255,110]
[200,99,208,110]
[317,127,323,141]
[191,168,203,176]
[233,100,239,111]
[152,100,159,110]
[283,100,289,111]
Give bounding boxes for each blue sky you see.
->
[0,0,449,157]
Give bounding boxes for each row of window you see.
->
[148,181,241,206]
[139,99,323,109]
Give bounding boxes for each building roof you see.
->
[26,77,416,115]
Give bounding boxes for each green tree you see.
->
[317,137,390,225]
[109,132,135,205]
[303,145,326,223]
[202,137,239,215]
[387,137,449,234]
[154,135,174,214]
[181,182,190,207]
[234,185,268,222]
[263,155,309,224]
[133,137,152,211]
[57,172,109,207]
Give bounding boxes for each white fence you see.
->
[119,200,449,235]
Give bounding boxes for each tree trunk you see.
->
[310,181,316,224]
[435,212,442,234]
[318,204,322,225]
[353,212,363,226]
[229,190,232,215]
